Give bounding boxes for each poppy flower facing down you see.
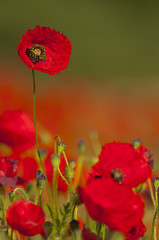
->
[78,177,144,234]
[17,25,72,75]
[0,110,36,153]
[6,199,45,237]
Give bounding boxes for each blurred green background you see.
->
[1,0,159,83]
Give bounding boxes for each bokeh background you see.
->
[1,0,159,155]
[1,1,159,238]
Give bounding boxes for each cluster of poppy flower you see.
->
[0,25,156,240]
[78,141,152,239]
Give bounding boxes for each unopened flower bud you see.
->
[73,192,82,206]
[68,158,76,169]
[152,177,159,190]
[36,170,46,187]
[133,138,142,149]
[64,165,74,181]
[36,170,42,180]
[39,148,47,160]
[77,139,86,153]
[8,191,16,203]
[0,225,7,232]
[51,153,60,167]
[57,141,66,155]
[70,220,79,232]
[44,221,53,237]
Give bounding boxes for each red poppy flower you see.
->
[90,141,151,187]
[17,25,72,75]
[0,110,36,153]
[0,156,17,177]
[78,177,144,234]
[6,199,45,237]
[125,222,146,240]
[17,157,38,182]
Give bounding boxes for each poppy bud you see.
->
[8,191,14,203]
[64,165,74,181]
[8,191,17,203]
[68,158,76,169]
[0,225,7,232]
[39,148,47,160]
[57,141,66,155]
[77,139,86,153]
[152,177,159,190]
[133,138,142,149]
[36,170,46,187]
[51,153,60,167]
[36,170,42,180]
[73,192,82,206]
[70,220,79,232]
[44,221,53,237]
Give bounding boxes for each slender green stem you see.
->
[11,229,13,240]
[39,187,42,208]
[55,173,59,218]
[57,167,71,191]
[0,191,5,224]
[52,167,57,240]
[69,181,73,220]
[12,187,28,200]
[148,178,156,208]
[32,70,53,209]
[34,184,39,205]
[72,232,76,240]
[151,188,158,240]
[62,151,68,165]
[54,135,61,153]
[102,225,106,240]
[57,167,73,222]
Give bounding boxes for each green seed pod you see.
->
[133,138,142,149]
[68,158,76,169]
[51,153,60,167]
[44,221,53,237]
[57,141,66,155]
[64,165,74,181]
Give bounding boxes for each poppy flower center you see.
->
[26,44,46,64]
[110,168,125,183]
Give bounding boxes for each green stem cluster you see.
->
[151,178,159,240]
